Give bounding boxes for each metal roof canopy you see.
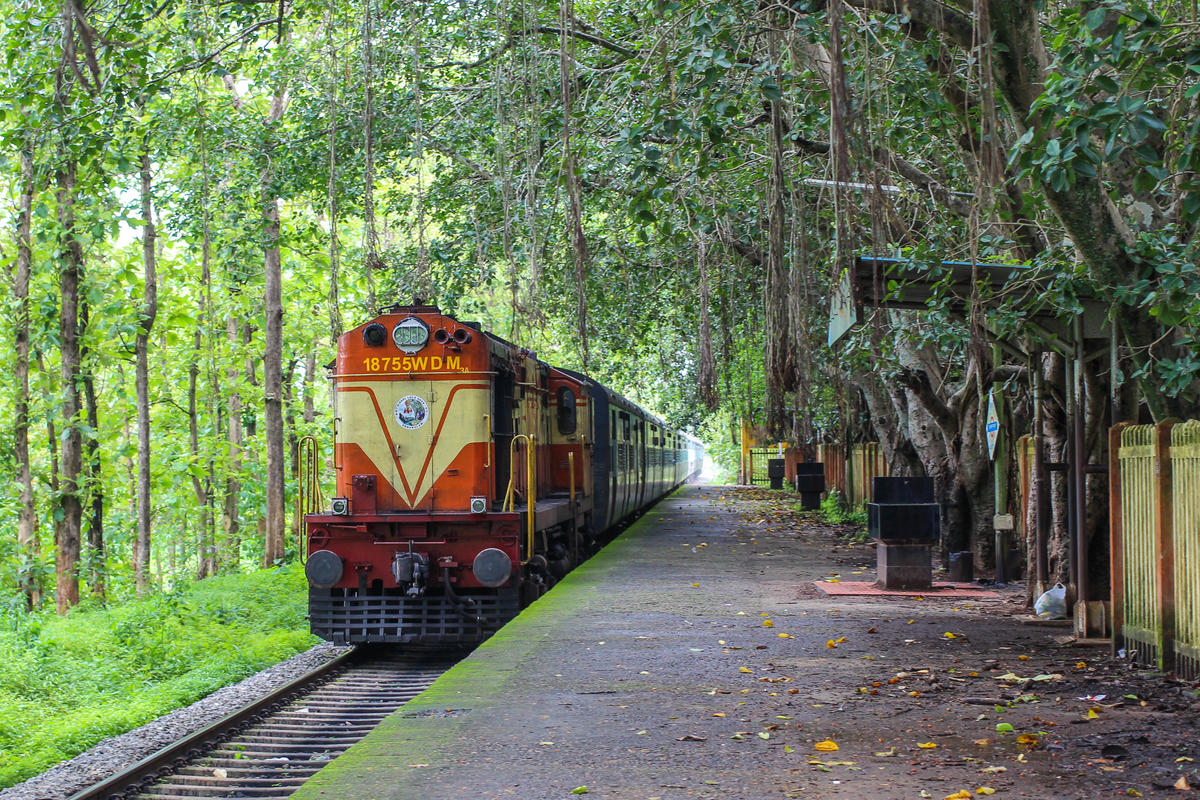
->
[828,255,1115,632]
[830,256,1111,355]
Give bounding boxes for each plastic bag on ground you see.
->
[1034,582,1068,619]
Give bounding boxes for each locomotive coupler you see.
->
[392,543,429,597]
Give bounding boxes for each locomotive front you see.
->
[303,304,521,644]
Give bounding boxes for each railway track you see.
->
[70,648,461,800]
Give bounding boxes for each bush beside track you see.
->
[0,564,318,788]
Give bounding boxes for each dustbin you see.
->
[794,462,825,510]
[868,477,940,590]
[767,459,785,490]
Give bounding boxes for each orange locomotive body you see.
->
[304,304,703,645]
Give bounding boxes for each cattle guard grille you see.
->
[309,587,520,645]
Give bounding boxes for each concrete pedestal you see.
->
[876,541,933,591]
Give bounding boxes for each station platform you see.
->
[292,485,1184,800]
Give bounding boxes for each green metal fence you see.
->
[1172,421,1200,679]
[1112,420,1200,679]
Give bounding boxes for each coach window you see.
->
[556,386,577,435]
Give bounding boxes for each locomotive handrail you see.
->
[569,451,576,504]
[502,433,537,565]
[296,435,324,554]
[483,413,492,469]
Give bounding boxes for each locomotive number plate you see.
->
[362,355,463,372]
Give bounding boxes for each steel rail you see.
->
[67,647,360,800]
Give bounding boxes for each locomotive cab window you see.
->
[556,386,577,435]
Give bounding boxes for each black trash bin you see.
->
[867,476,940,590]
[794,462,825,510]
[767,459,785,490]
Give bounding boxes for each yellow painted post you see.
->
[569,451,576,504]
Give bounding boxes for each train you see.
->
[302,303,704,645]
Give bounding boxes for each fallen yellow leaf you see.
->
[918,742,938,749]
[943,791,972,800]
[713,712,726,717]
[763,619,775,628]
[1016,733,1039,746]
[814,740,839,751]
[943,632,957,639]
[1086,708,1100,719]
[826,639,838,649]
[778,633,793,639]
[1018,655,1031,661]
[976,789,996,796]
[692,583,700,587]
[1075,661,1087,668]
[739,667,753,674]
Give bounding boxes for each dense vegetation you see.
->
[0,0,1196,626]
[0,564,315,787]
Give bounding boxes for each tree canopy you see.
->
[1,0,1197,610]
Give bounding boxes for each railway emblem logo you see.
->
[394,395,429,430]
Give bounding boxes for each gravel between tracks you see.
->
[0,642,347,800]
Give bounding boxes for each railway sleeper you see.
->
[175,765,323,777]
[138,788,298,799]
[203,749,341,762]
[232,723,380,734]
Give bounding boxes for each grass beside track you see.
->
[0,563,318,788]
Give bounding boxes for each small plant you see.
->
[819,489,850,524]
[819,490,870,541]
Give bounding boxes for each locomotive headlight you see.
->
[305,549,343,589]
[472,547,513,587]
[362,322,388,347]
[392,316,430,353]
[470,496,487,514]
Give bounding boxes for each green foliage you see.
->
[818,490,868,541]
[0,564,317,788]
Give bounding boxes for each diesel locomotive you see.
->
[302,303,703,645]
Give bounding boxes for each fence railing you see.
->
[1111,420,1200,679]
[846,443,888,507]
[740,442,887,507]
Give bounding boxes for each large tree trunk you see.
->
[134,152,158,593]
[82,297,104,600]
[262,91,288,567]
[13,144,41,609]
[54,156,83,614]
[223,314,244,567]
[189,329,215,579]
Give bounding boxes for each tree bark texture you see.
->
[54,157,83,614]
[223,314,244,565]
[135,152,158,594]
[14,145,41,609]
[82,297,104,600]
[262,90,288,566]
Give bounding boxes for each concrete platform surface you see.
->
[291,485,1198,800]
